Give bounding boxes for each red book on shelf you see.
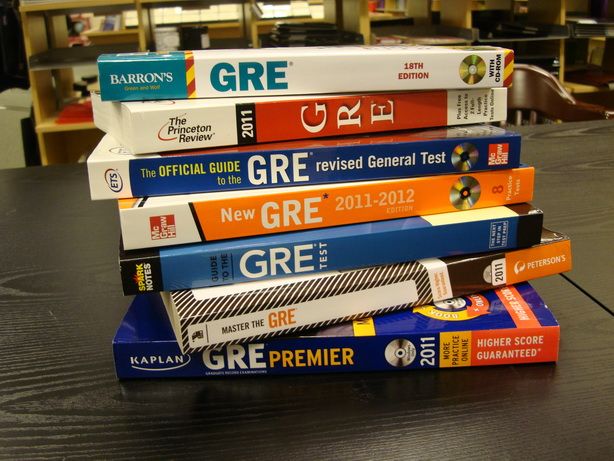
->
[56,99,93,124]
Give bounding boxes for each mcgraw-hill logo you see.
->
[157,113,214,143]
[129,354,191,371]
[150,215,176,240]
[104,169,123,192]
[133,263,154,292]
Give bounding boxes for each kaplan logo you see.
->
[130,354,191,371]
[109,72,174,85]
[133,263,154,292]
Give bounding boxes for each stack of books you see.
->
[88,46,571,378]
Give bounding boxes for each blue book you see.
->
[88,125,521,200]
[119,203,543,295]
[112,282,559,379]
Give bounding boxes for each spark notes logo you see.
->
[130,354,191,371]
[150,215,177,240]
[104,168,123,192]
[133,263,154,292]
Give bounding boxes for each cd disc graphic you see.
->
[459,55,486,84]
[384,339,417,368]
[450,176,481,210]
[452,142,479,171]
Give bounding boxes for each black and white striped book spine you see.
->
[162,259,453,353]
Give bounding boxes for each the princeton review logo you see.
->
[150,215,177,240]
[156,113,214,143]
[129,354,191,372]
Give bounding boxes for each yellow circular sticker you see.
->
[414,294,490,321]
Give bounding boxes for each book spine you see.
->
[88,124,520,200]
[114,325,559,378]
[118,167,535,249]
[93,88,508,155]
[98,47,514,101]
[119,205,543,294]
[171,252,568,351]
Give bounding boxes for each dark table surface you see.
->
[0,120,613,460]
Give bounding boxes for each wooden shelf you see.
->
[83,29,140,45]
[20,0,134,14]
[139,0,240,6]
[36,117,97,133]
[29,43,139,71]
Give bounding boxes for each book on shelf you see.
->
[113,282,560,378]
[119,203,544,294]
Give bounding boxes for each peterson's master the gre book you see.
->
[158,233,570,351]
[113,282,560,378]
[98,46,514,101]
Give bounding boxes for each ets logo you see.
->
[104,169,123,192]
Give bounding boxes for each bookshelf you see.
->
[21,0,609,164]
[19,0,334,164]
[20,0,138,164]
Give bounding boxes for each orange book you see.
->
[119,166,534,250]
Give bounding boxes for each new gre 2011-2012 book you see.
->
[88,124,520,200]
[113,282,559,378]
[120,203,544,294]
[118,166,535,249]
[160,230,571,351]
[91,88,508,154]
[97,46,514,101]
